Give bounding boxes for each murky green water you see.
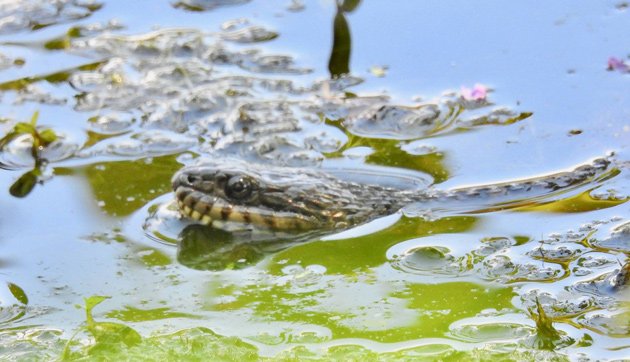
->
[0,1,629,360]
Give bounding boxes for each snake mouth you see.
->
[173,186,215,226]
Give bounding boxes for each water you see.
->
[0,1,628,360]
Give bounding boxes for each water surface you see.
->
[0,1,628,360]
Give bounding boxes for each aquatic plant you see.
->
[527,298,574,350]
[0,111,58,197]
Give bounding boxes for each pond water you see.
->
[0,1,629,360]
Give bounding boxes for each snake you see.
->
[171,157,614,233]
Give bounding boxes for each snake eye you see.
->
[186,174,199,185]
[225,175,254,200]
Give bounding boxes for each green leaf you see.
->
[82,295,142,348]
[29,110,39,126]
[85,295,111,315]
[328,9,351,78]
[14,122,36,135]
[38,128,58,145]
[7,282,28,304]
[9,171,38,198]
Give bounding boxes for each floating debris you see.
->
[607,57,630,73]
[369,65,388,78]
[460,83,489,102]
[610,261,630,291]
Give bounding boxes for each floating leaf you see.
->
[9,171,38,198]
[7,282,28,305]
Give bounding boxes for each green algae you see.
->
[83,155,182,216]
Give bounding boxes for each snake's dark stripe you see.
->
[221,205,232,220]
[241,209,251,224]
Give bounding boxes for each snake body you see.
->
[172,158,612,232]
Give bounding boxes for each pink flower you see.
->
[460,83,488,101]
[607,57,629,72]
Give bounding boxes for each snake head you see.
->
[172,161,358,231]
